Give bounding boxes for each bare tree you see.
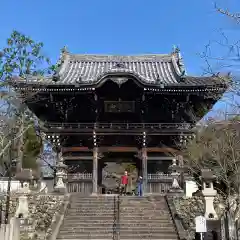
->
[184,119,240,238]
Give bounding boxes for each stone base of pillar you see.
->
[54,185,67,194]
[168,188,184,193]
[91,192,98,196]
[15,195,29,218]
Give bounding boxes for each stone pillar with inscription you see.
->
[142,147,148,195]
[92,147,98,195]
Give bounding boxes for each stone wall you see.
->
[173,195,223,239]
[0,194,65,240]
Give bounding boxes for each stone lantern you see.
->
[201,169,218,219]
[168,158,183,193]
[54,152,67,193]
[15,170,32,220]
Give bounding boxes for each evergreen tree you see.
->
[0,30,56,172]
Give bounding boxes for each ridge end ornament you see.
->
[111,77,128,86]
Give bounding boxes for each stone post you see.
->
[54,152,67,193]
[15,182,30,219]
[201,169,218,219]
[169,158,183,193]
[92,147,98,195]
[142,147,148,195]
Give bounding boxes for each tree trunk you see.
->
[16,114,24,172]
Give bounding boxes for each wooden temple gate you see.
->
[64,147,182,195]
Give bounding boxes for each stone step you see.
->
[71,201,166,204]
[57,237,178,240]
[66,213,170,217]
[64,216,171,220]
[66,211,170,215]
[61,221,174,227]
[57,232,178,239]
[70,205,168,209]
[62,220,173,225]
[58,238,178,240]
[69,206,167,210]
[70,197,165,201]
[60,226,175,231]
[59,229,176,234]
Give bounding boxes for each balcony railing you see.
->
[45,122,194,130]
[68,173,93,180]
[67,173,176,181]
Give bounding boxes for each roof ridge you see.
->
[67,53,172,57]
[66,53,174,63]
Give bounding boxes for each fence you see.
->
[66,173,179,195]
[147,174,174,194]
[67,173,93,194]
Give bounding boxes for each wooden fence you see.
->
[67,173,92,194]
[147,174,175,194]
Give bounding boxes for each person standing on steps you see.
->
[121,171,128,195]
[137,176,143,197]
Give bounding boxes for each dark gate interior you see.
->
[99,152,141,194]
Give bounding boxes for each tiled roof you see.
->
[11,51,228,88]
[56,53,183,85]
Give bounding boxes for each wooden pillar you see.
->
[92,147,98,195]
[142,147,148,195]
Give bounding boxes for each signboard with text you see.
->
[195,215,207,233]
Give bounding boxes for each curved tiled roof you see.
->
[10,51,229,88]
[56,52,184,84]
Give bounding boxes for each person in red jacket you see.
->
[121,171,128,195]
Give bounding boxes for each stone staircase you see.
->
[57,194,179,240]
[57,195,115,240]
[120,196,179,239]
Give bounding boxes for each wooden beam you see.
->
[99,147,138,152]
[62,146,179,154]
[146,147,179,153]
[63,156,93,160]
[62,147,90,153]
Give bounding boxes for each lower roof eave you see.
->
[11,81,228,92]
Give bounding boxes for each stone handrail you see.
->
[45,194,70,240]
[165,196,190,240]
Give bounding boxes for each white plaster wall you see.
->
[0,180,22,193]
[0,218,19,240]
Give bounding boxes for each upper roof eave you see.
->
[10,75,228,90]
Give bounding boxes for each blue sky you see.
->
[0,0,239,116]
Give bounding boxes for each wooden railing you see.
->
[45,122,194,130]
[147,173,175,193]
[66,172,181,195]
[147,173,173,181]
[67,173,174,181]
[67,173,92,181]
